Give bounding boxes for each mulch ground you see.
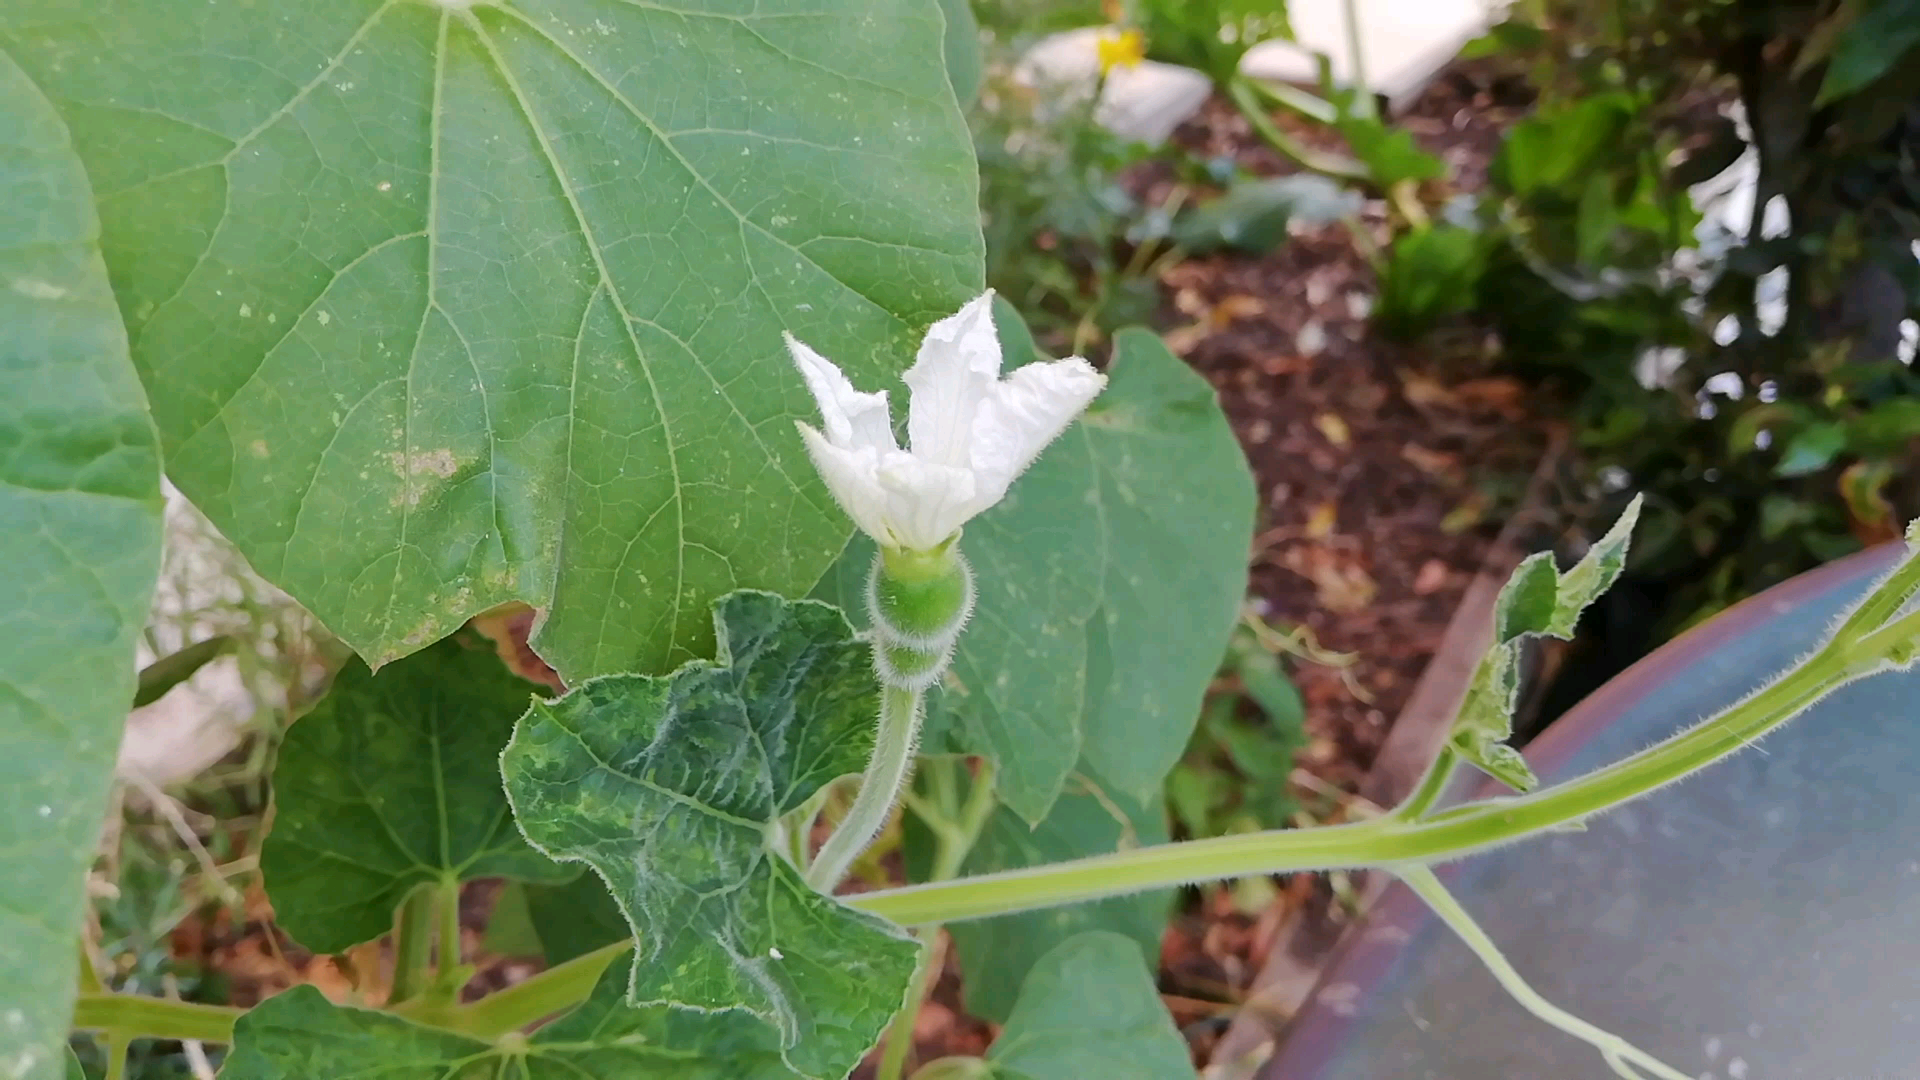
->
[161,56,1561,1080]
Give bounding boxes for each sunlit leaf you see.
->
[0,0,983,680]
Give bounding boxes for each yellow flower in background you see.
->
[1096,27,1146,74]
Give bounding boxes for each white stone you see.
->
[1240,0,1503,112]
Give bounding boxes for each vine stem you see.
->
[875,932,946,1080]
[1397,866,1688,1080]
[1391,743,1459,821]
[388,884,437,1004]
[876,758,997,1080]
[807,684,924,891]
[852,605,1920,926]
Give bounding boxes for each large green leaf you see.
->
[260,637,571,953]
[985,932,1191,1080]
[0,0,983,680]
[221,955,796,1079]
[940,773,1170,1022]
[0,53,163,1080]
[817,310,1254,822]
[500,591,917,1078]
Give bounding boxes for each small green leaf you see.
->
[815,312,1254,823]
[1336,114,1446,188]
[1777,422,1848,477]
[521,871,629,966]
[479,881,543,958]
[0,51,164,1080]
[260,639,571,953]
[501,591,917,1078]
[132,634,233,708]
[1494,551,1560,644]
[985,932,1191,1080]
[942,775,1170,1022]
[1816,0,1920,104]
[1449,644,1537,791]
[1173,175,1362,255]
[64,1047,86,1080]
[221,956,795,1079]
[1228,634,1307,732]
[0,0,983,681]
[1456,734,1537,793]
[1550,494,1642,638]
[1453,497,1642,790]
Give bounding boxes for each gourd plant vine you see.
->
[7,2,1920,1080]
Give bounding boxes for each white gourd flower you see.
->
[786,289,1106,553]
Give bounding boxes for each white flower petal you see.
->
[786,294,1106,553]
[797,422,895,544]
[786,332,897,451]
[875,451,981,551]
[970,357,1107,499]
[904,290,1001,467]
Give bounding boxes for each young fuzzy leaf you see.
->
[1494,551,1560,644]
[1550,493,1643,638]
[1452,497,1644,790]
[500,591,917,1079]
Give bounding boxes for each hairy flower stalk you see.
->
[792,291,1104,890]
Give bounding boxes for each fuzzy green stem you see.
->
[406,941,634,1037]
[876,933,945,1080]
[389,884,437,1004]
[1398,866,1688,1080]
[104,1034,129,1080]
[70,994,241,1044]
[1392,744,1459,821]
[878,760,991,1080]
[1340,0,1374,119]
[851,607,1920,926]
[807,685,925,890]
[440,880,462,978]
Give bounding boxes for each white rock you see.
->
[1240,0,1503,112]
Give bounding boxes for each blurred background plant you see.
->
[1370,0,1920,658]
